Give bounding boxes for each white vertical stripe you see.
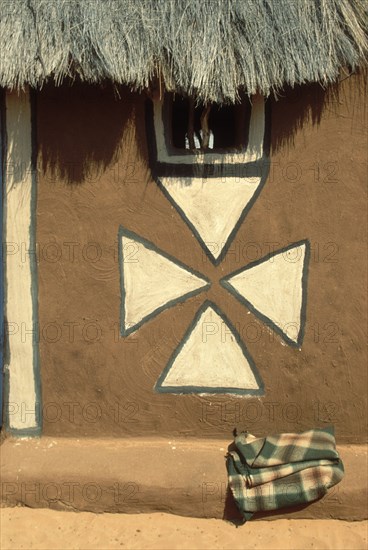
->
[4,89,38,431]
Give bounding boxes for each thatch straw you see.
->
[0,0,367,102]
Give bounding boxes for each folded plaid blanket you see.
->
[227,426,344,521]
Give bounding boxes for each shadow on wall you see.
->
[270,68,367,153]
[37,70,367,184]
[37,80,145,185]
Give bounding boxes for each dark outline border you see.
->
[118,226,211,337]
[220,240,311,348]
[155,299,264,395]
[145,99,271,266]
[0,88,4,428]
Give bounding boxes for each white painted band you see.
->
[4,89,39,431]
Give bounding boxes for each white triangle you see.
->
[160,176,262,260]
[121,231,209,334]
[225,243,307,344]
[158,304,261,391]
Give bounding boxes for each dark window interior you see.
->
[171,96,251,152]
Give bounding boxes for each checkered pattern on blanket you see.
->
[227,426,344,521]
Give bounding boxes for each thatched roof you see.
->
[0,0,367,102]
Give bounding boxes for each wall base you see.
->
[0,437,366,521]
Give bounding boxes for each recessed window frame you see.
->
[151,93,266,166]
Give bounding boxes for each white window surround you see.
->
[152,94,265,165]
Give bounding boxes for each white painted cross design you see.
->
[119,94,310,395]
[119,228,309,396]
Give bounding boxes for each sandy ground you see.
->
[0,508,367,550]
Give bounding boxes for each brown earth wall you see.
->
[35,73,367,441]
